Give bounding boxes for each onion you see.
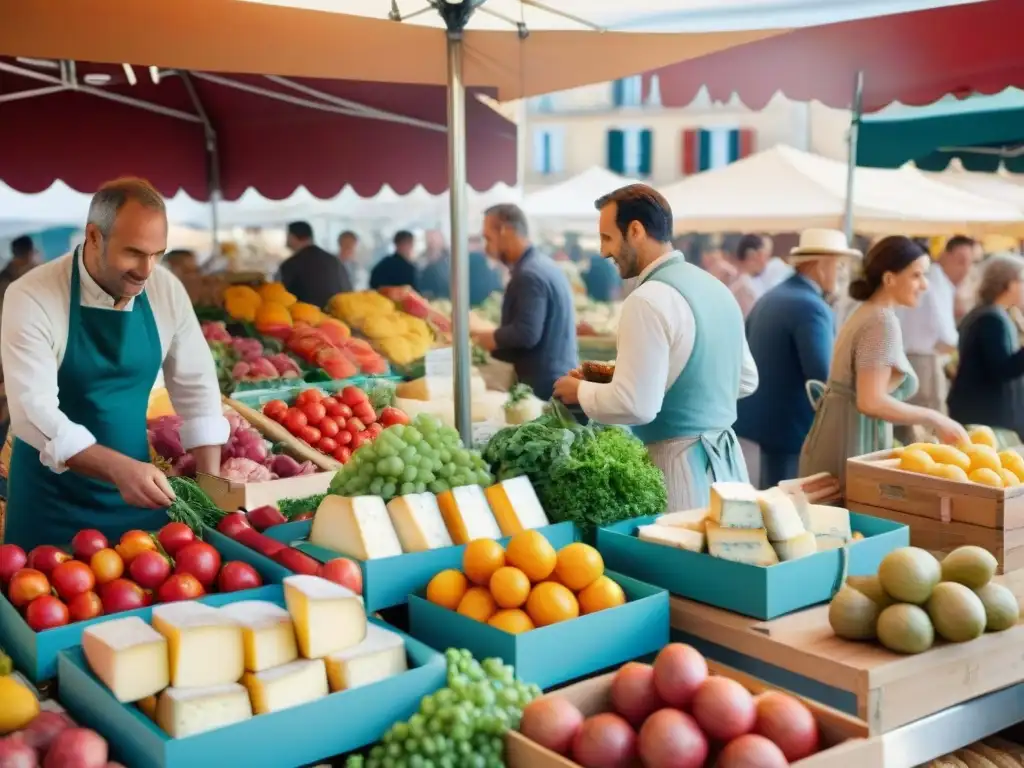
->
[610,662,662,727]
[717,734,789,768]
[638,709,707,768]
[754,691,819,760]
[652,643,708,709]
[691,676,756,742]
[518,696,584,756]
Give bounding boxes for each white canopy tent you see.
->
[521,166,638,233]
[924,161,1024,213]
[661,145,1024,236]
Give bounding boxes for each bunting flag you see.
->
[681,128,755,175]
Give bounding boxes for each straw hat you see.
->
[790,229,861,259]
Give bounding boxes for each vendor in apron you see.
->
[553,184,759,511]
[0,178,228,550]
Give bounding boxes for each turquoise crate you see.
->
[230,375,400,408]
[56,586,447,768]
[597,512,910,620]
[408,571,669,690]
[260,521,578,613]
[204,527,294,584]
[0,585,279,684]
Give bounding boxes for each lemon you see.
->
[0,676,40,734]
[899,448,935,474]
[961,444,1001,474]
[969,468,1004,488]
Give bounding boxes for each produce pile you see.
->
[897,427,1024,488]
[327,291,436,366]
[0,525,264,630]
[482,402,666,531]
[202,321,301,391]
[828,545,1020,655]
[345,649,540,768]
[377,285,452,336]
[426,534,625,634]
[519,643,822,767]
[285,322,388,379]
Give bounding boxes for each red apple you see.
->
[174,542,221,589]
[8,568,50,609]
[26,595,69,631]
[128,550,172,590]
[216,512,252,540]
[156,522,195,557]
[0,543,27,584]
[50,560,96,601]
[216,561,263,593]
[378,406,409,428]
[67,591,103,622]
[99,579,146,614]
[157,573,205,603]
[71,529,108,562]
[320,558,363,595]
[27,545,71,578]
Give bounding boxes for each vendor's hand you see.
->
[472,330,497,353]
[930,413,970,446]
[111,457,177,509]
[553,375,582,405]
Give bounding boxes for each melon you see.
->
[941,546,997,589]
[973,582,1020,632]
[875,604,935,654]
[926,582,986,643]
[828,585,881,640]
[846,575,894,609]
[878,547,941,604]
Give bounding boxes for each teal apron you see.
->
[4,251,166,550]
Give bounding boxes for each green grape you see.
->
[377,443,398,459]
[360,446,378,462]
[346,756,365,768]
[399,481,416,495]
[390,424,406,439]
[369,477,384,495]
[438,448,452,463]
[371,745,386,759]
[429,480,448,494]
[402,465,419,483]
[359,462,376,479]
[453,451,470,466]
[401,445,419,463]
[404,427,423,444]
[417,470,436,484]
[414,482,427,493]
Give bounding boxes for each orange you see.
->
[115,530,157,566]
[525,582,579,627]
[89,548,124,585]
[554,542,604,591]
[489,567,531,609]
[578,575,626,615]
[488,609,535,635]
[426,569,468,611]
[504,530,557,583]
[457,587,497,623]
[462,539,506,586]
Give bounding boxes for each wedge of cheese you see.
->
[386,493,453,553]
[655,508,710,533]
[151,602,244,688]
[243,658,329,714]
[772,531,818,561]
[638,524,704,553]
[436,485,502,544]
[709,482,764,529]
[220,601,299,673]
[706,521,778,566]
[284,575,366,659]
[806,504,852,544]
[484,476,550,536]
[325,623,407,693]
[757,487,806,542]
[156,683,253,738]
[310,495,403,560]
[82,616,169,702]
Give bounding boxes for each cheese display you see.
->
[757,487,806,542]
[284,575,367,659]
[220,601,299,673]
[151,602,245,688]
[706,521,780,566]
[311,495,404,560]
[386,493,454,553]
[483,476,550,535]
[325,624,408,692]
[708,482,764,528]
[637,524,705,553]
[436,484,502,544]
[81,617,170,702]
[805,504,853,549]
[772,531,819,561]
[155,683,254,738]
[655,508,710,532]
[243,658,329,715]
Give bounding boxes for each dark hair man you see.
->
[278,220,353,306]
[370,230,418,291]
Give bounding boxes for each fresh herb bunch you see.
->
[166,477,225,533]
[277,492,327,520]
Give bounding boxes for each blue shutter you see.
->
[639,129,653,176]
[698,129,712,171]
[607,129,625,173]
[727,129,741,164]
[612,79,625,107]
[531,128,547,174]
[550,128,565,175]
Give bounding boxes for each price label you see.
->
[425,347,454,398]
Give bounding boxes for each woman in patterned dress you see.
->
[800,236,968,482]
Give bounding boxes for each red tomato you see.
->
[340,386,368,408]
[350,432,369,451]
[366,423,384,439]
[295,389,323,407]
[333,446,352,464]
[346,417,366,434]
[297,425,322,445]
[335,429,352,445]
[262,399,288,422]
[318,417,340,439]
[317,437,338,455]
[300,401,327,425]
[322,397,345,419]
[283,408,308,434]
[353,402,376,425]
[335,403,353,420]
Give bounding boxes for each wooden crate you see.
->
[505,660,880,768]
[846,450,1024,573]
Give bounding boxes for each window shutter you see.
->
[531,128,548,174]
[639,129,653,176]
[681,129,698,176]
[607,129,625,173]
[698,129,712,171]
[612,79,625,107]
[728,129,741,164]
[550,128,566,175]
[739,128,756,158]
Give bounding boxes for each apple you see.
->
[174,542,221,589]
[43,728,108,768]
[26,595,70,631]
[27,545,71,578]
[98,579,146,614]
[320,558,363,595]
[50,560,96,601]
[0,543,27,584]
[157,573,205,603]
[128,550,171,590]
[216,561,263,593]
[8,568,50,609]
[71,529,108,562]
[156,523,195,557]
[67,591,103,622]
[216,512,251,540]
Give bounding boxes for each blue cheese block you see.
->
[756,488,805,542]
[706,522,778,566]
[708,482,764,529]
[806,504,852,548]
[772,531,818,561]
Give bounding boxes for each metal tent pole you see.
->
[843,70,865,243]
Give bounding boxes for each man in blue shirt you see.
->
[370,230,418,291]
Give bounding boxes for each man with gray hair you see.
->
[0,177,228,549]
[472,203,577,400]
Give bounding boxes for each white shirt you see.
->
[578,252,759,426]
[894,263,958,355]
[754,257,795,294]
[1,251,229,474]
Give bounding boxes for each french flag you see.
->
[681,128,755,175]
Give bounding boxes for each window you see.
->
[532,126,565,175]
[607,128,652,176]
[680,128,756,174]
[611,75,643,108]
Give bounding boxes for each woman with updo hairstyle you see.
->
[800,236,968,480]
[947,253,1024,438]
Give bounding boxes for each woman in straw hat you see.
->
[800,236,968,482]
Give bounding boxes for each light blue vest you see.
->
[631,255,745,445]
